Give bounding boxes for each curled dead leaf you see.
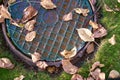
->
[109,70,120,79]
[99,72,105,80]
[77,28,94,42]
[36,61,48,70]
[90,61,104,71]
[89,20,99,29]
[93,25,107,38]
[60,46,77,59]
[0,58,14,69]
[71,74,83,80]
[31,52,41,63]
[63,12,73,21]
[74,8,90,16]
[22,6,38,23]
[40,0,57,9]
[14,75,25,80]
[90,68,101,79]
[86,43,94,54]
[62,60,78,74]
[25,31,36,42]
[108,34,116,45]
[104,4,113,12]
[25,20,36,31]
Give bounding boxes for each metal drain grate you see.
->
[6,0,94,61]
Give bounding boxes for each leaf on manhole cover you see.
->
[8,0,16,5]
[40,0,57,9]
[86,43,94,54]
[62,60,78,74]
[11,20,24,28]
[89,20,99,29]
[31,52,41,63]
[77,28,94,42]
[36,61,48,70]
[25,20,36,31]
[60,46,77,59]
[108,34,116,45]
[25,31,36,42]
[14,75,25,80]
[71,74,83,80]
[74,8,90,16]
[0,58,14,69]
[22,6,38,23]
[104,4,113,12]
[63,12,73,21]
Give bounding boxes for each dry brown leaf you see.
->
[99,72,105,80]
[31,52,41,63]
[63,12,73,21]
[74,8,90,16]
[0,58,14,69]
[93,25,107,38]
[104,4,113,12]
[108,34,116,45]
[89,20,99,29]
[0,15,4,23]
[22,6,38,23]
[40,0,57,9]
[109,70,120,78]
[47,66,56,74]
[36,61,48,70]
[14,75,25,80]
[86,77,94,80]
[77,28,94,42]
[86,43,94,54]
[25,20,36,31]
[62,60,78,74]
[60,46,77,59]
[90,68,101,79]
[71,74,83,80]
[90,61,104,71]
[8,0,16,5]
[25,31,36,42]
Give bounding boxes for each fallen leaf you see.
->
[108,34,116,45]
[25,31,36,42]
[71,74,83,80]
[104,4,113,12]
[74,8,90,16]
[36,61,48,70]
[86,43,94,54]
[90,68,101,79]
[60,46,77,59]
[77,28,94,42]
[90,61,104,71]
[63,12,73,21]
[8,0,16,5]
[118,0,120,3]
[89,20,99,29]
[31,52,41,63]
[46,66,56,74]
[109,70,120,79]
[62,60,78,74]
[99,72,105,80]
[11,20,24,28]
[40,0,57,9]
[0,15,4,23]
[25,20,36,31]
[14,75,25,80]
[86,77,94,80]
[93,25,107,38]
[0,58,14,69]
[0,5,11,19]
[22,6,38,23]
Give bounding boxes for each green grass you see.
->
[0,0,120,80]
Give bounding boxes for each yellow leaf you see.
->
[14,75,25,80]
[89,20,99,29]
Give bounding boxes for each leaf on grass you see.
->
[104,4,113,12]
[63,12,73,21]
[14,75,25,80]
[62,60,78,74]
[89,20,99,29]
[74,8,90,16]
[90,61,104,71]
[60,46,77,59]
[25,20,36,31]
[99,72,105,80]
[109,70,120,78]
[22,6,38,23]
[40,0,57,9]
[71,74,83,80]
[31,52,41,63]
[36,61,48,70]
[86,43,94,54]
[90,68,101,79]
[108,34,116,45]
[47,66,57,74]
[8,0,16,5]
[118,0,120,3]
[86,77,94,80]
[0,58,14,69]
[25,31,36,42]
[93,25,107,38]
[77,28,94,42]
